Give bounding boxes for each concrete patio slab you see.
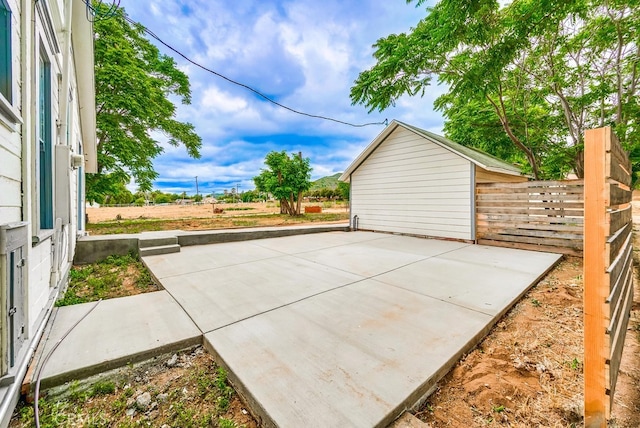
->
[143,241,284,279]
[205,279,494,427]
[294,241,428,277]
[375,251,559,316]
[156,232,558,428]
[250,230,388,254]
[159,255,363,333]
[34,230,562,428]
[34,291,201,388]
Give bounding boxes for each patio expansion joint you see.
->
[199,242,476,336]
[380,281,497,318]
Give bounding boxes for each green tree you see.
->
[86,4,201,202]
[337,181,350,201]
[351,0,640,180]
[254,151,312,216]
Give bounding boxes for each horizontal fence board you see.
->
[478,213,584,225]
[476,227,583,241]
[607,273,633,334]
[476,185,585,195]
[479,232,583,250]
[607,279,633,397]
[476,206,584,216]
[609,206,632,234]
[607,238,633,304]
[477,201,584,209]
[607,135,632,173]
[477,180,583,189]
[476,220,583,233]
[477,193,584,202]
[609,184,632,206]
[608,260,633,322]
[607,222,632,262]
[477,239,583,256]
[607,154,633,187]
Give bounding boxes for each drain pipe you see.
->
[58,0,73,148]
[352,215,359,231]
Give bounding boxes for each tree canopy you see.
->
[86,4,202,202]
[253,151,312,216]
[351,0,640,181]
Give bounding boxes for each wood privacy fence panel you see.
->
[584,127,634,426]
[476,180,584,256]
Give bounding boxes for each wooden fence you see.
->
[476,180,584,256]
[583,127,634,426]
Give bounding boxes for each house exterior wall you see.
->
[0,0,21,225]
[350,126,473,240]
[0,0,94,424]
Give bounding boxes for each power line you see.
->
[112,12,388,128]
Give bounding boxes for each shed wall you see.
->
[351,127,472,240]
[475,166,527,184]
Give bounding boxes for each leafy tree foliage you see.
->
[86,4,202,201]
[254,151,312,216]
[337,181,350,201]
[352,0,640,180]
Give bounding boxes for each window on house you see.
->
[39,53,53,230]
[0,0,12,103]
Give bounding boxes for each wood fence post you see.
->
[583,127,609,427]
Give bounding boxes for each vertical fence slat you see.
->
[584,127,610,427]
[584,126,634,426]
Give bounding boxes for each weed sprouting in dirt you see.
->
[10,347,256,428]
[56,253,158,306]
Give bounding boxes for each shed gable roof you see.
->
[339,120,524,182]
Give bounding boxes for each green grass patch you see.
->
[56,253,157,307]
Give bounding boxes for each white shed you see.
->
[340,120,526,241]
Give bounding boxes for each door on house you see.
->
[8,246,25,368]
[1,223,28,373]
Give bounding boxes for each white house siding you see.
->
[351,127,473,240]
[0,0,22,225]
[0,1,94,423]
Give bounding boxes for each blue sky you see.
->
[117,0,444,195]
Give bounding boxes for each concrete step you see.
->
[139,244,181,257]
[138,236,178,248]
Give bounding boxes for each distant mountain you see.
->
[310,173,342,190]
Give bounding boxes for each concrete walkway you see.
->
[34,231,561,427]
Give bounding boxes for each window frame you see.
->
[0,0,20,126]
[38,49,53,231]
[0,0,11,103]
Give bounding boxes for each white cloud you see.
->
[116,0,443,193]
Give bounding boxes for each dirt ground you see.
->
[414,202,640,427]
[11,347,257,428]
[87,202,348,223]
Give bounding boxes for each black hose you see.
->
[34,299,102,428]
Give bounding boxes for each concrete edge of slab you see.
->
[203,338,276,428]
[25,335,202,393]
[75,223,350,264]
[42,345,202,400]
[379,253,564,427]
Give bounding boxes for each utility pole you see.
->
[195,176,199,201]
